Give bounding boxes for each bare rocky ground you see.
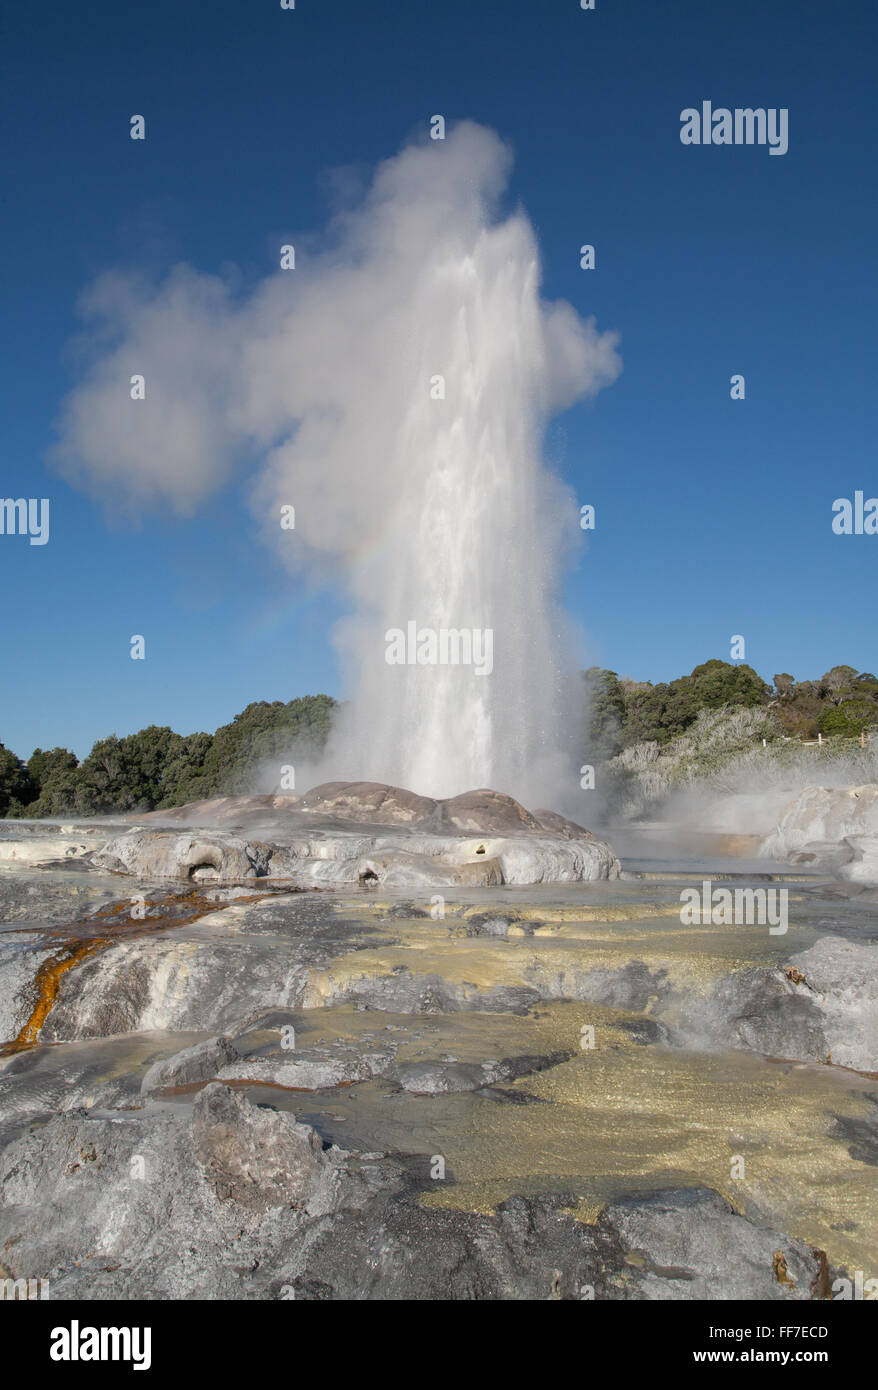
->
[0,785,875,1301]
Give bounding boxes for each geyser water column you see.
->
[53,121,620,806]
[316,124,622,802]
[330,219,579,799]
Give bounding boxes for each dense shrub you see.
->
[4,695,337,817]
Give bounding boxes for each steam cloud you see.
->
[53,121,621,804]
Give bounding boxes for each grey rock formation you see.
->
[296,781,437,826]
[0,1087,354,1298]
[393,1051,570,1095]
[0,1090,829,1299]
[191,1082,330,1212]
[318,966,541,1016]
[138,794,299,828]
[788,841,856,872]
[296,782,545,833]
[112,783,620,888]
[684,965,828,1063]
[141,1036,240,1096]
[761,785,878,885]
[679,934,877,1073]
[784,937,878,1072]
[525,958,670,1012]
[91,818,620,889]
[841,834,878,886]
[532,808,595,840]
[93,831,274,882]
[0,805,871,1302]
[465,914,519,937]
[596,1188,825,1301]
[218,1047,395,1091]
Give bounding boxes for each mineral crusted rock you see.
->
[90,782,621,888]
[761,785,878,885]
[141,1035,240,1096]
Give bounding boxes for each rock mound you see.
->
[760,784,878,885]
[192,1082,329,1212]
[93,781,617,887]
[146,781,596,840]
[297,781,547,834]
[297,781,436,825]
[138,795,299,828]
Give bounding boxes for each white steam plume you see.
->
[52,121,621,805]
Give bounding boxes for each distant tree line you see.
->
[2,663,876,819]
[585,660,878,761]
[0,695,336,818]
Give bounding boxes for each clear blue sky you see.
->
[1,0,876,759]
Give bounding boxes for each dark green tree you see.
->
[22,747,81,817]
[583,667,626,760]
[818,702,875,738]
[163,695,337,802]
[0,743,35,816]
[821,666,859,706]
[72,727,183,813]
[158,731,213,807]
[687,659,770,710]
[618,660,769,748]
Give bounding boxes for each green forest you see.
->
[584,660,878,761]
[0,695,336,818]
[1,661,876,818]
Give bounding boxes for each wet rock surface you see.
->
[141,1036,240,1096]
[0,1091,832,1301]
[680,936,878,1072]
[761,784,878,886]
[0,809,876,1299]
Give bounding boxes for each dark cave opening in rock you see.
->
[188,863,220,882]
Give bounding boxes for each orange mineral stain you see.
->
[0,885,298,1057]
[2,938,112,1055]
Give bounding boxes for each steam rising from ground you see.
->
[607,704,878,836]
[678,740,878,836]
[53,122,621,803]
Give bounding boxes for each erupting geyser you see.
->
[54,122,621,803]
